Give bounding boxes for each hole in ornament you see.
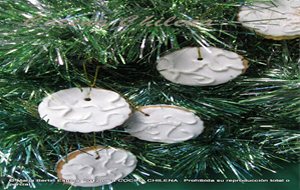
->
[95,155,100,160]
[139,110,150,117]
[84,97,92,101]
[197,48,203,61]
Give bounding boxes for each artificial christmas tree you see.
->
[0,0,299,189]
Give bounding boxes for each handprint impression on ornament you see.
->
[238,0,300,40]
[38,88,132,133]
[156,47,247,86]
[56,146,137,187]
[125,105,205,143]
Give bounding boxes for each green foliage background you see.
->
[0,0,299,189]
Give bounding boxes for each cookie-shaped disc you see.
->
[56,146,137,187]
[156,47,247,86]
[38,88,131,133]
[125,105,204,143]
[238,0,300,40]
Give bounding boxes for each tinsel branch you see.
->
[0,0,299,189]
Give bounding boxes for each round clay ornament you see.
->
[38,88,131,133]
[56,146,137,187]
[125,105,205,143]
[156,47,248,86]
[238,0,300,40]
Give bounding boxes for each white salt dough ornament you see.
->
[156,47,248,86]
[125,105,204,143]
[38,88,131,133]
[238,0,300,40]
[56,146,137,187]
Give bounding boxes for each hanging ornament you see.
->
[56,146,137,187]
[125,105,204,144]
[238,0,300,40]
[38,88,132,133]
[156,47,248,86]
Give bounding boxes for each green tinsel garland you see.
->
[0,0,299,189]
